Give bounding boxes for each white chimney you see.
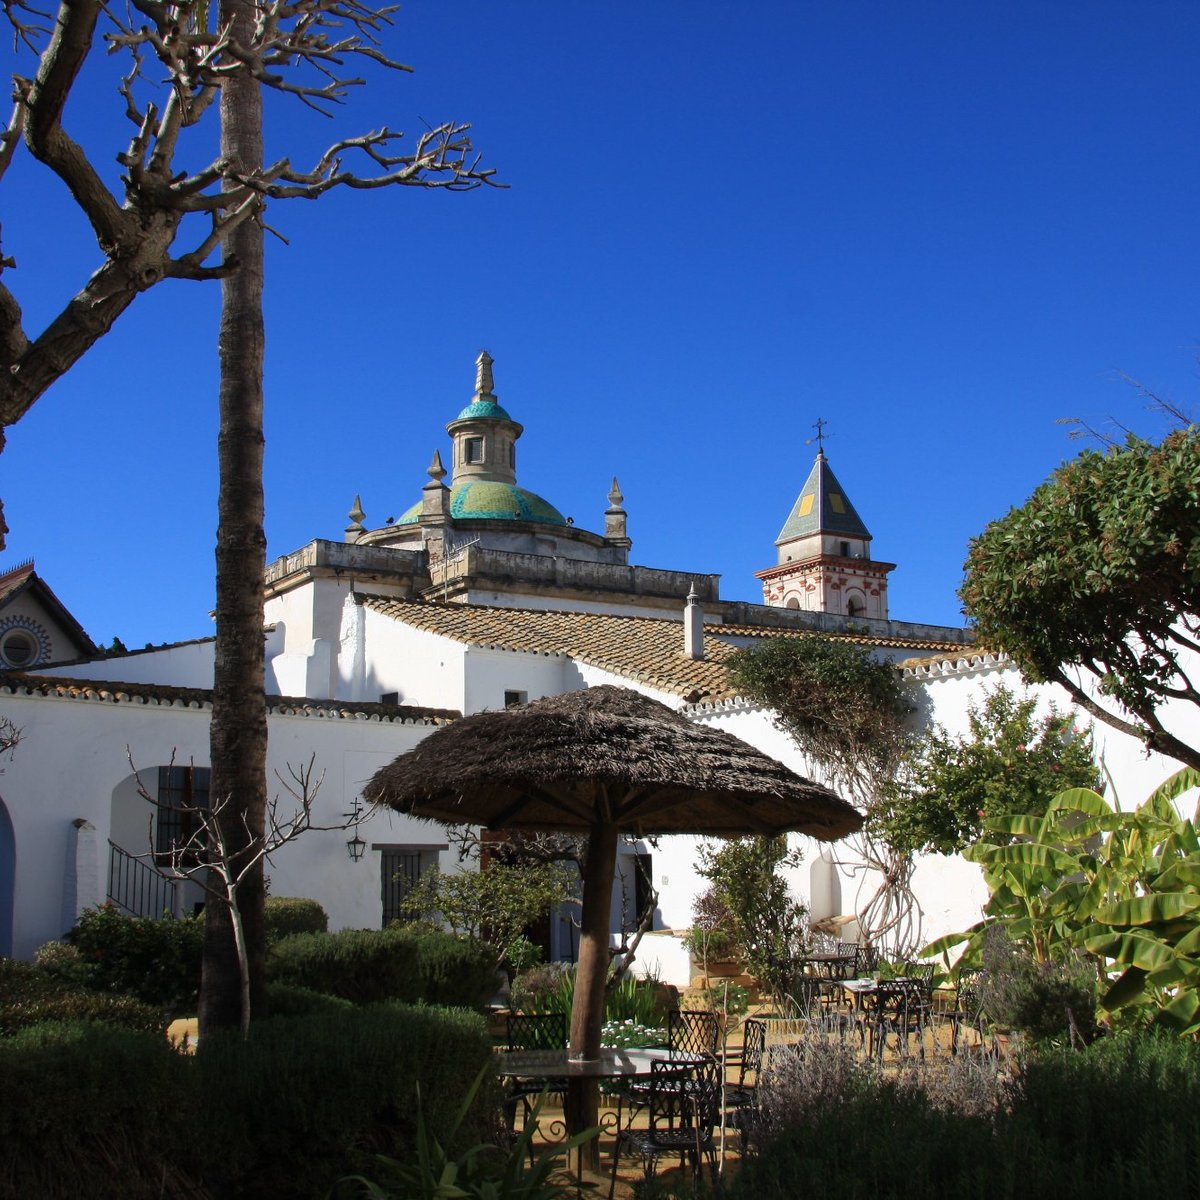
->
[683,583,704,660]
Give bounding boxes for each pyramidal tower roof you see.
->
[776,451,872,546]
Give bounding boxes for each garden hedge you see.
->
[267,925,496,1008]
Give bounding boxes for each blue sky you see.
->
[3,2,1199,649]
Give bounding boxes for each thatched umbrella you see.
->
[365,685,861,1154]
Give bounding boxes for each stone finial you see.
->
[345,494,366,542]
[422,448,451,524]
[604,475,631,554]
[475,349,495,397]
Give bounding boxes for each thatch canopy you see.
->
[363,684,862,840]
[365,684,861,1170]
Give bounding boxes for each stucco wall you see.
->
[0,685,451,959]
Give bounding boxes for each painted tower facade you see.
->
[756,451,894,619]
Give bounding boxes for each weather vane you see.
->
[806,417,830,452]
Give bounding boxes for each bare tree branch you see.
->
[128,746,353,1037]
[1,0,499,545]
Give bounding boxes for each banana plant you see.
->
[922,769,1200,1033]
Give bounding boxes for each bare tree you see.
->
[0,714,20,759]
[0,0,497,547]
[3,0,497,1032]
[133,750,341,1038]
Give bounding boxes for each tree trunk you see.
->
[565,819,617,1174]
[200,0,267,1036]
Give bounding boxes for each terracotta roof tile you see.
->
[362,598,970,705]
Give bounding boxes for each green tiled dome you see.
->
[397,481,566,526]
[453,399,514,422]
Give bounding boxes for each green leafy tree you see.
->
[727,637,921,955]
[697,835,806,1003]
[728,637,915,802]
[876,685,1101,856]
[961,426,1200,773]
[398,860,575,978]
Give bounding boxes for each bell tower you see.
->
[756,447,894,619]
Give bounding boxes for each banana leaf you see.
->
[1091,892,1200,927]
[1100,965,1147,1011]
[1082,929,1179,973]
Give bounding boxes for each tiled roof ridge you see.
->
[712,623,965,652]
[363,595,963,651]
[1,673,460,724]
[361,593,685,627]
[362,594,734,700]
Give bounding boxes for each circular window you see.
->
[0,619,51,670]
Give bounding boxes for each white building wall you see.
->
[0,684,451,959]
[356,610,468,711]
[38,640,218,689]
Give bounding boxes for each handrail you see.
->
[107,840,178,919]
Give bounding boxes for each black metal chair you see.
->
[859,979,929,1061]
[622,1009,721,1120]
[944,967,989,1056]
[668,1009,722,1057]
[786,973,849,1034]
[726,1018,766,1151]
[608,1058,720,1199]
[504,1012,568,1129]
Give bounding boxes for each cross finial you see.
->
[808,416,829,453]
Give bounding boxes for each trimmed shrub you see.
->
[265,981,355,1019]
[63,904,203,1013]
[409,926,499,1009]
[268,926,496,1008]
[0,1021,192,1200]
[194,1002,498,1199]
[268,927,424,1003]
[265,895,329,941]
[0,959,162,1038]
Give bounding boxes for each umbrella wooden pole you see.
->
[566,819,618,1174]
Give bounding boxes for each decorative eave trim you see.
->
[901,651,1009,679]
[0,674,460,725]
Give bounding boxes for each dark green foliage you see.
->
[264,980,356,1018]
[727,636,915,793]
[0,1003,500,1200]
[265,895,329,940]
[195,1003,497,1199]
[268,927,422,1002]
[63,904,203,1013]
[406,925,499,1009]
[698,836,806,1002]
[961,426,1200,772]
[268,925,497,1008]
[876,685,1101,856]
[0,959,161,1037]
[1017,1034,1200,1170]
[734,1033,1200,1200]
[331,1067,588,1200]
[981,928,1099,1044]
[0,1021,192,1200]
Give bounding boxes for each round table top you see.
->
[495,1047,704,1079]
